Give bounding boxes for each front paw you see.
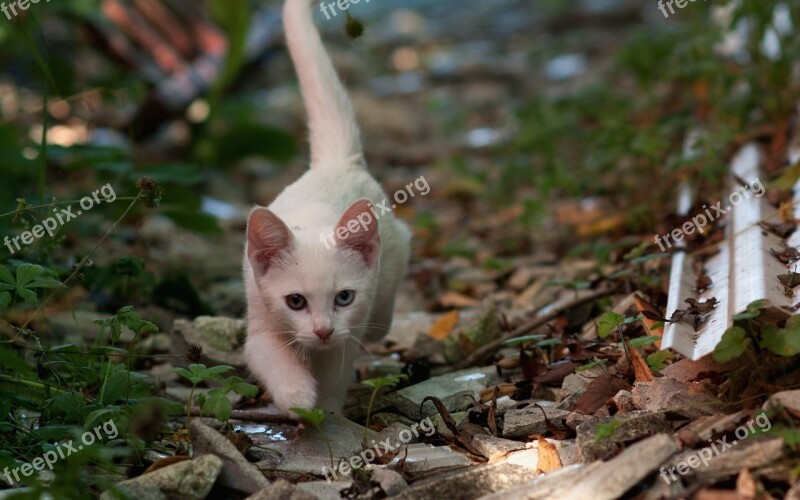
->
[271,379,318,417]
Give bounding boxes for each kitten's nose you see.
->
[314,328,334,340]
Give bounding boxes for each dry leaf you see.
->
[439,292,480,309]
[735,468,757,499]
[627,342,655,383]
[537,437,562,473]
[428,310,459,340]
[634,293,664,347]
[574,374,631,415]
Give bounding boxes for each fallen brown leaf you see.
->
[626,342,654,383]
[537,437,562,473]
[574,373,631,415]
[428,310,459,340]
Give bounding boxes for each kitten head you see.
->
[246,199,380,350]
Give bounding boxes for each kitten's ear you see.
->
[247,207,293,275]
[336,199,380,266]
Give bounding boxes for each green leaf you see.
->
[713,326,751,362]
[595,419,623,442]
[732,299,770,320]
[597,311,624,338]
[222,376,258,397]
[292,407,325,428]
[760,316,800,356]
[202,389,233,422]
[646,350,672,371]
[576,359,608,372]
[502,334,547,346]
[628,336,662,348]
[536,338,563,348]
[0,266,14,285]
[361,374,407,390]
[0,344,34,376]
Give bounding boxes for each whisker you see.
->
[346,332,373,357]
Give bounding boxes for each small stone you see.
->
[565,434,678,499]
[472,435,526,462]
[100,454,223,500]
[611,390,636,413]
[764,389,800,417]
[373,422,420,448]
[246,479,315,500]
[388,443,471,472]
[190,420,269,494]
[389,366,501,419]
[391,463,536,500]
[371,468,407,496]
[502,405,570,438]
[576,411,671,462]
[632,378,721,419]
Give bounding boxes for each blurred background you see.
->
[2,0,796,320]
[0,1,798,496]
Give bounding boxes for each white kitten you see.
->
[243,0,411,415]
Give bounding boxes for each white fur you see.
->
[243,0,411,415]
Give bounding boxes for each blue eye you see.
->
[286,294,307,310]
[335,290,355,306]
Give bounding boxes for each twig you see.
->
[188,408,299,425]
[445,287,615,372]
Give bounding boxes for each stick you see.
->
[445,287,615,372]
[189,408,299,425]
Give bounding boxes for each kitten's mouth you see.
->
[303,337,342,350]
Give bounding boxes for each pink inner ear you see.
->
[247,208,292,275]
[335,199,380,266]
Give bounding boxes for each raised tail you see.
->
[283,0,363,169]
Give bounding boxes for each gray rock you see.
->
[393,463,536,500]
[193,316,246,351]
[765,389,800,414]
[479,463,602,500]
[472,435,526,461]
[371,468,407,496]
[297,480,353,500]
[431,411,466,440]
[246,479,315,500]
[100,454,223,500]
[576,411,671,462]
[502,404,570,438]
[173,316,246,367]
[388,443,471,472]
[373,422,419,448]
[190,420,269,494]
[632,378,722,419]
[257,413,374,477]
[565,434,678,499]
[389,366,501,419]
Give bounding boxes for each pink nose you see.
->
[314,328,334,340]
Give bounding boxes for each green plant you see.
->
[195,376,258,423]
[291,407,333,468]
[174,363,250,431]
[361,374,408,444]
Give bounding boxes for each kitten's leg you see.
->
[310,344,357,413]
[364,221,411,342]
[244,332,318,414]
